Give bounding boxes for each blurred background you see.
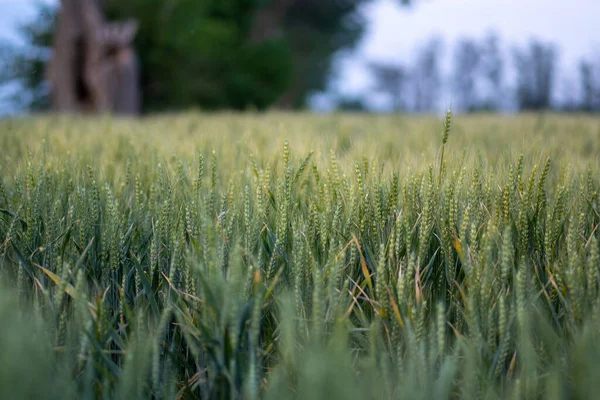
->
[0,0,598,116]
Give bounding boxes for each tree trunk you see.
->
[47,0,81,112]
[47,0,140,115]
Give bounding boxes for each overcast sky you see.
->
[1,0,599,111]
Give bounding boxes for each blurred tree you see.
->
[335,96,368,112]
[556,75,580,112]
[276,0,400,108]
[104,0,292,111]
[452,38,481,112]
[579,59,600,112]
[514,40,557,111]
[411,37,443,112]
[1,0,415,112]
[479,33,504,111]
[368,61,407,111]
[48,0,140,115]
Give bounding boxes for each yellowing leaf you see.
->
[352,234,374,295]
[37,264,78,299]
[453,232,464,261]
[389,290,405,328]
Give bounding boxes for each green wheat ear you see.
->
[438,109,452,184]
[442,109,452,145]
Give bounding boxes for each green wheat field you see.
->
[0,112,599,399]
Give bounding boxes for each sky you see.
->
[1,0,599,111]
[0,0,42,44]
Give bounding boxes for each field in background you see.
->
[0,113,599,399]
[2,113,599,169]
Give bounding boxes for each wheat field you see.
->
[0,112,599,399]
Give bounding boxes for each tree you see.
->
[368,61,407,111]
[479,32,504,111]
[103,0,292,111]
[514,40,557,111]
[579,58,600,112]
[47,0,140,115]
[2,0,415,113]
[452,38,481,112]
[557,75,580,112]
[410,37,443,113]
[335,96,368,112]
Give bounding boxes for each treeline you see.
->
[344,34,600,113]
[1,1,598,114]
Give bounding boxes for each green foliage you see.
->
[105,0,292,111]
[0,113,600,398]
[278,0,369,108]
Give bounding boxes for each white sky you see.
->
[1,0,599,111]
